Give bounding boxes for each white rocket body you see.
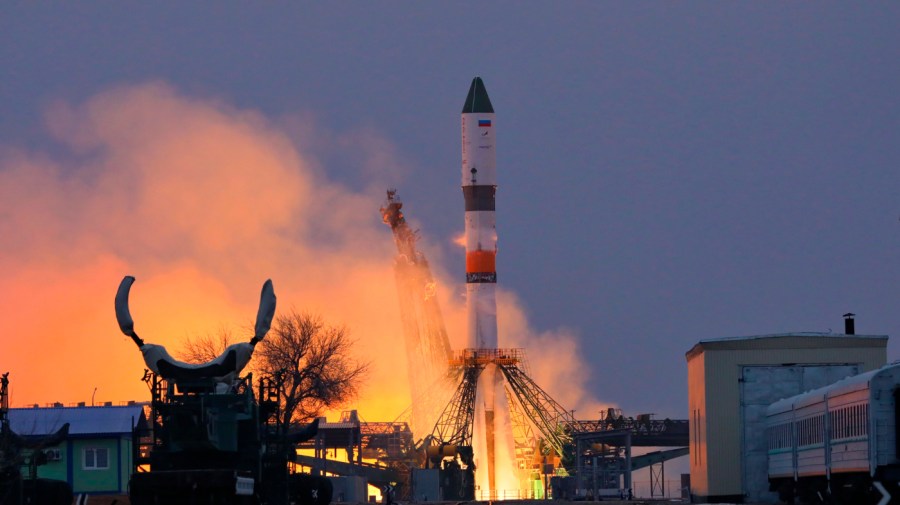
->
[461,83,498,350]
[461,77,517,497]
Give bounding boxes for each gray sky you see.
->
[2,3,899,419]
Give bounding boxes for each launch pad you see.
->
[376,76,689,500]
[381,187,689,500]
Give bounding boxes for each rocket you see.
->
[461,77,498,350]
[463,77,512,494]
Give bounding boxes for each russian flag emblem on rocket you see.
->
[478,119,492,127]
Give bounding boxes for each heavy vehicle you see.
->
[767,362,900,504]
[116,276,332,505]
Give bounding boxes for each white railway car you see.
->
[766,362,900,504]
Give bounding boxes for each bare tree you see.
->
[256,310,370,429]
[176,310,370,430]
[178,327,235,364]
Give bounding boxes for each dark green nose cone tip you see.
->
[462,77,494,113]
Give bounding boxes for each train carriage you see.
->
[766,362,900,504]
[767,399,796,482]
[794,392,828,480]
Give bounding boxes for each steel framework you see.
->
[428,364,483,448]
[499,363,579,458]
[380,190,453,438]
[427,347,581,471]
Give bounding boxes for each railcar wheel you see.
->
[770,479,795,504]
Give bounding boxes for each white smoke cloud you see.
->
[0,81,603,424]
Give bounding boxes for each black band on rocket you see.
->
[463,186,496,212]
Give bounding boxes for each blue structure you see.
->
[8,404,147,495]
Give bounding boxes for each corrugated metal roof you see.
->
[8,405,146,436]
[685,333,887,360]
[699,332,889,344]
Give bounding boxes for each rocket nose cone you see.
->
[462,77,494,114]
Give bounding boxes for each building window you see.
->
[84,447,109,470]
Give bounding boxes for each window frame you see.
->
[83,447,110,470]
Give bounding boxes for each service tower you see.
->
[461,77,516,495]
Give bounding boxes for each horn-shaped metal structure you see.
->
[116,276,333,505]
[114,275,276,383]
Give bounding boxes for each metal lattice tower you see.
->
[499,362,579,458]
[427,348,578,469]
[381,190,454,437]
[429,363,483,449]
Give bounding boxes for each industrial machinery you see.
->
[116,276,332,505]
[0,373,73,505]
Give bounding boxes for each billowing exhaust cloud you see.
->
[0,82,602,421]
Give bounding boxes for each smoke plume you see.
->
[0,82,602,421]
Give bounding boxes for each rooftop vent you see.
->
[843,313,856,335]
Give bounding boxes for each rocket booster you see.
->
[461,77,497,350]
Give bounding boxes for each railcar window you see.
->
[862,404,867,435]
[846,407,851,437]
[799,415,826,446]
[831,404,869,440]
[768,422,792,450]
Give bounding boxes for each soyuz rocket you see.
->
[463,77,516,493]
[462,77,498,349]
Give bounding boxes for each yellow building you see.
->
[686,332,887,503]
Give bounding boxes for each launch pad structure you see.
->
[373,77,690,501]
[381,190,688,500]
[380,189,454,438]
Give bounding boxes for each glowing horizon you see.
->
[0,82,605,428]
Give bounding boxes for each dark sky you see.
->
[2,3,899,418]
